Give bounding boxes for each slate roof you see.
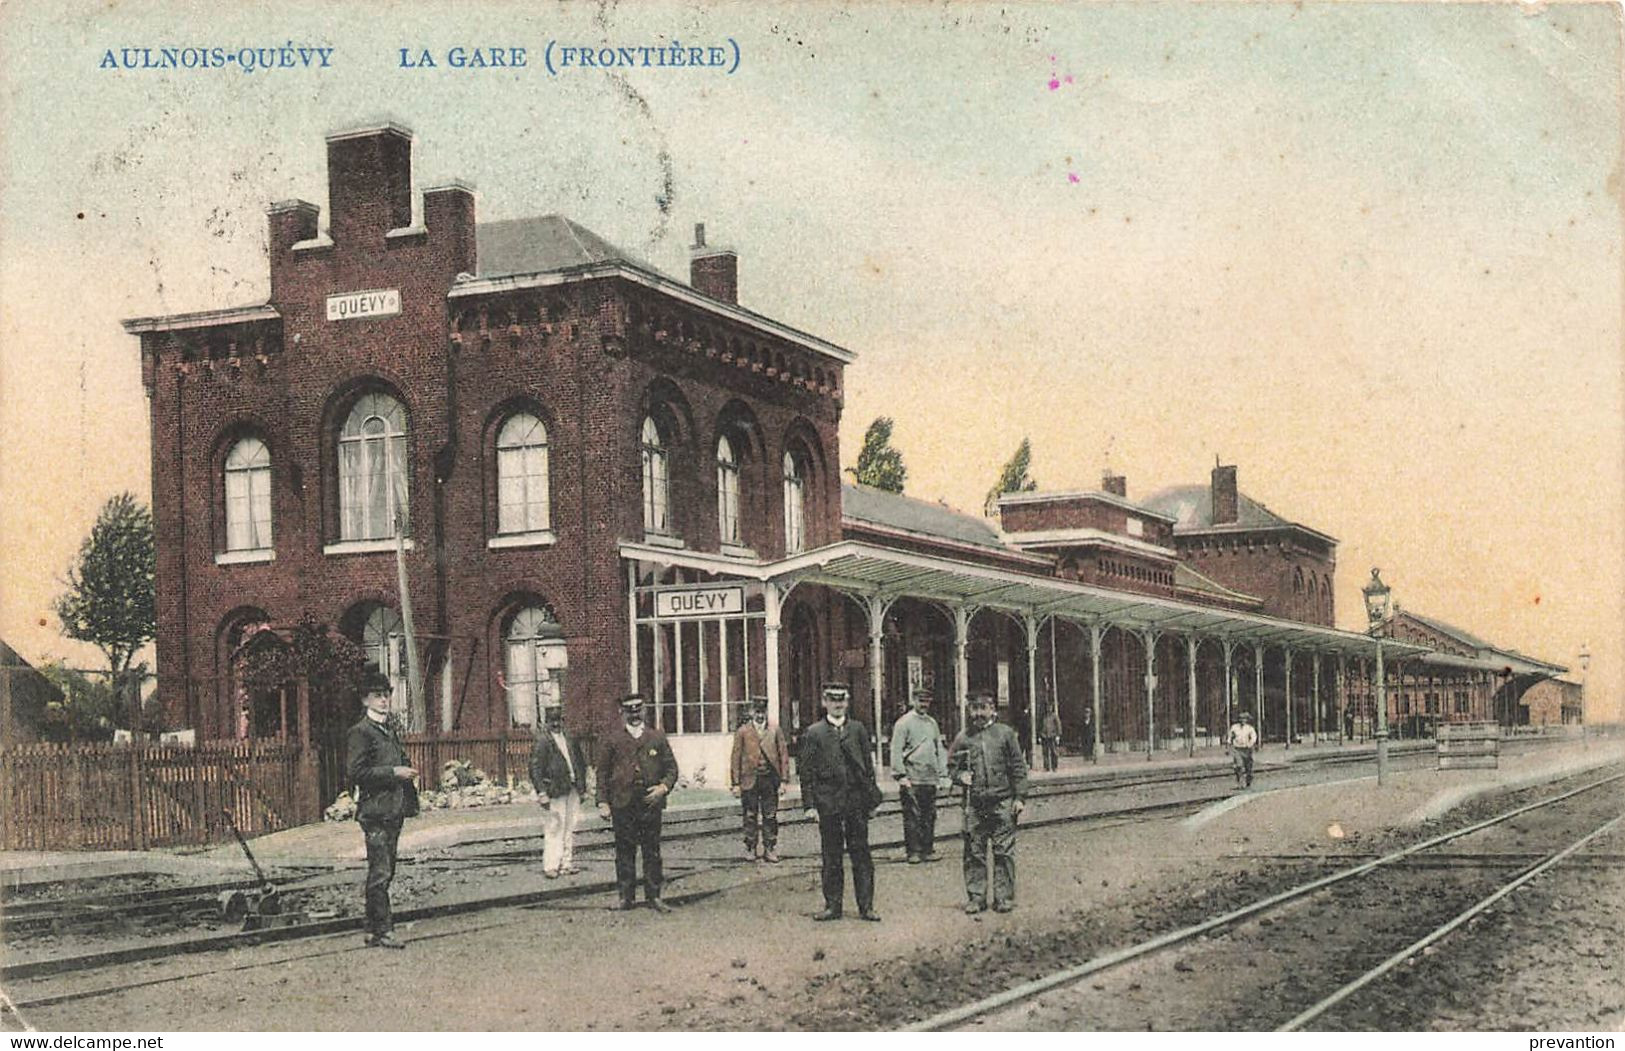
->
[841,484,1007,551]
[1397,609,1492,651]
[1174,563,1262,606]
[475,215,665,279]
[1139,484,1296,532]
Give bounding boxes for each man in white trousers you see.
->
[529,704,589,878]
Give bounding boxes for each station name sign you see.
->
[326,288,401,322]
[654,585,745,619]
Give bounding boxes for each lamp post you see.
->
[1578,644,1590,746]
[1362,567,1392,786]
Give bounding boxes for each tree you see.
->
[846,416,908,494]
[984,437,1039,515]
[55,493,156,679]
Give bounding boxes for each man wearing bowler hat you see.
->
[730,695,789,863]
[345,664,419,948]
[798,682,882,921]
[596,692,679,912]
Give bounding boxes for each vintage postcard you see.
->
[0,0,1619,1037]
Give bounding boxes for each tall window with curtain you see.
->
[716,433,741,546]
[496,412,551,535]
[783,450,806,555]
[505,605,565,728]
[224,436,272,551]
[641,415,670,534]
[359,604,417,730]
[339,392,408,541]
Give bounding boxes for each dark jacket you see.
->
[798,717,880,815]
[346,715,420,823]
[528,729,589,799]
[594,724,679,810]
[730,719,790,791]
[949,720,1028,804]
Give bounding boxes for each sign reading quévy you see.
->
[326,288,401,322]
[654,586,745,619]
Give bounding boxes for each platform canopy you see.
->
[620,538,1432,660]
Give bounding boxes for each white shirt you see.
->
[1228,723,1259,749]
[551,731,575,780]
[626,722,645,740]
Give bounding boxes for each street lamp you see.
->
[1578,643,1590,745]
[1362,567,1392,786]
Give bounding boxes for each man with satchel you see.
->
[798,682,882,922]
[529,703,588,879]
[730,695,789,863]
[949,691,1028,915]
[345,665,419,949]
[595,693,680,913]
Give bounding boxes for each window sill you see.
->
[323,538,415,557]
[488,530,557,551]
[642,532,685,550]
[719,543,758,560]
[215,549,276,566]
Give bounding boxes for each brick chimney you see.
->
[689,222,738,303]
[1102,472,1127,498]
[326,123,414,245]
[1212,463,1238,525]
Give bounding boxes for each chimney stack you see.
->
[1102,472,1127,498]
[325,123,414,244]
[690,222,738,304]
[1212,462,1238,525]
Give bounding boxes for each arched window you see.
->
[505,605,566,728]
[358,604,418,731]
[224,436,272,551]
[497,413,550,535]
[641,415,670,534]
[1293,566,1305,594]
[716,434,741,546]
[339,393,408,541]
[783,450,806,555]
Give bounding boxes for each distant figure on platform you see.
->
[799,682,882,922]
[596,693,679,913]
[1080,705,1096,760]
[950,691,1028,914]
[1039,704,1063,772]
[889,688,948,864]
[346,665,419,949]
[529,703,588,879]
[1226,711,1259,787]
[730,695,789,863]
[1343,707,1355,742]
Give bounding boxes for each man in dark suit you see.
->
[798,682,881,922]
[730,695,790,863]
[529,703,589,879]
[345,665,419,949]
[595,693,679,912]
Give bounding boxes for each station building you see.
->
[124,125,1565,800]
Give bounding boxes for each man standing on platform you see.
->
[889,688,947,864]
[949,691,1028,915]
[1226,710,1258,788]
[529,703,588,879]
[730,695,789,863]
[1039,704,1064,772]
[346,665,419,949]
[596,693,679,912]
[799,682,882,922]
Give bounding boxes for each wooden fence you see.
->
[0,732,558,851]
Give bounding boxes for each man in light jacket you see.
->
[730,695,790,863]
[889,688,948,864]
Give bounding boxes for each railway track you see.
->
[906,767,1625,1031]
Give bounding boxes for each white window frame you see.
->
[505,606,566,729]
[339,393,408,542]
[716,433,741,546]
[496,412,551,536]
[224,436,273,552]
[361,604,419,732]
[783,450,806,555]
[641,415,671,535]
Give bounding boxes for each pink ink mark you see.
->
[1049,78,1060,90]
[1064,75,1074,84]
[1068,172,1080,184]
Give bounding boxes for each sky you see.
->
[0,1,1619,718]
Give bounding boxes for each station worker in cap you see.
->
[345,664,419,949]
[1225,710,1259,788]
[595,692,680,912]
[798,681,882,921]
[948,690,1027,914]
[529,702,589,879]
[730,695,790,863]
[889,687,948,864]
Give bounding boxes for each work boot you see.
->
[813,908,842,921]
[366,932,406,949]
[964,901,986,915]
[763,849,781,864]
[649,899,674,915]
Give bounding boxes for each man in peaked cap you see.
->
[949,690,1028,915]
[1225,710,1259,788]
[345,664,419,948]
[798,681,882,921]
[595,692,679,912]
[730,695,790,863]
